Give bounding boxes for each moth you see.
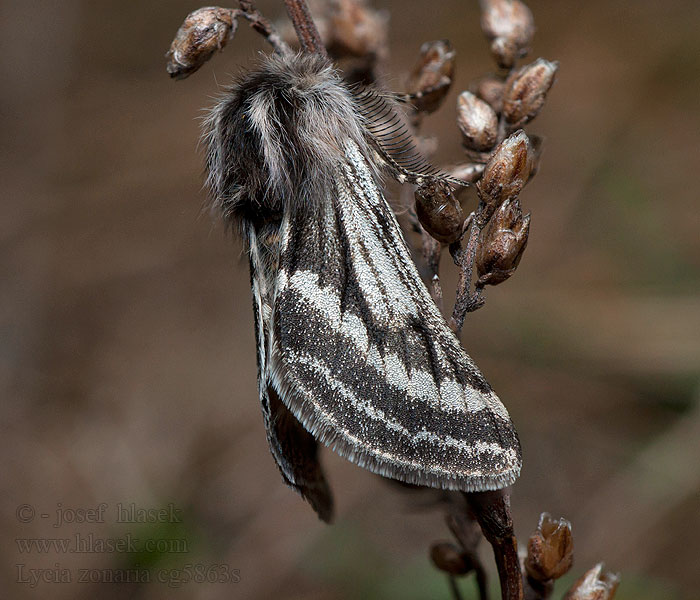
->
[204,52,521,521]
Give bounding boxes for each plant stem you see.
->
[449,575,465,600]
[466,490,523,600]
[283,0,327,56]
[238,2,290,55]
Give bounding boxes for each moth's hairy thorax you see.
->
[204,52,374,239]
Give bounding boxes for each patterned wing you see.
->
[265,141,521,492]
[249,243,333,521]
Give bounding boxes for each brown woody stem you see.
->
[238,1,290,54]
[283,0,328,56]
[466,490,523,600]
[446,509,489,600]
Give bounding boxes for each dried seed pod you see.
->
[429,542,472,576]
[415,180,464,244]
[503,58,558,127]
[166,7,236,79]
[476,197,530,286]
[477,130,533,221]
[525,513,574,582]
[457,91,499,152]
[326,0,388,59]
[476,75,506,113]
[406,40,456,114]
[564,564,620,600]
[480,0,535,69]
[448,163,485,185]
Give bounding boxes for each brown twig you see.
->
[446,508,489,600]
[283,0,328,56]
[466,490,523,600]
[238,1,290,54]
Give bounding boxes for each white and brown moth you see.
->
[204,52,521,521]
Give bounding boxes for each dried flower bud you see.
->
[564,564,620,600]
[525,513,574,582]
[476,75,506,113]
[480,0,535,69]
[415,180,464,244]
[166,8,236,79]
[429,542,472,576]
[406,40,456,114]
[477,130,533,219]
[503,58,558,127]
[326,0,388,59]
[457,92,499,152]
[476,197,529,286]
[448,163,485,186]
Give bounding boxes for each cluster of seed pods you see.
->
[409,0,558,298]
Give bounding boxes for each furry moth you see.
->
[204,52,521,521]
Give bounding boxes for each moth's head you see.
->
[203,52,371,226]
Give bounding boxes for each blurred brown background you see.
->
[2,1,699,599]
